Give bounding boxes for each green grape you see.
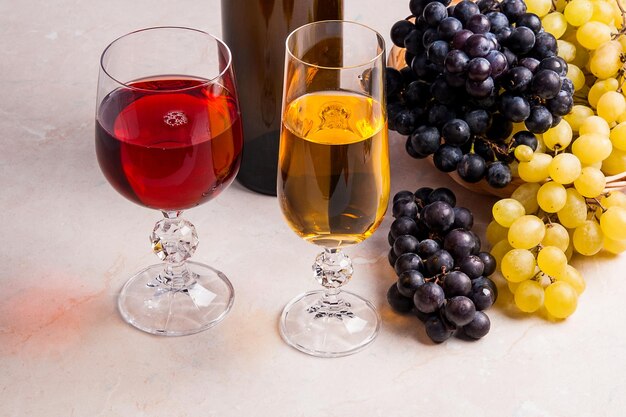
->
[557,40,577,63]
[590,41,623,80]
[565,241,574,261]
[537,246,567,277]
[537,181,567,213]
[509,160,519,178]
[579,115,611,137]
[573,219,604,256]
[601,147,626,175]
[597,91,626,124]
[592,0,616,24]
[542,119,573,150]
[542,222,570,252]
[511,182,541,214]
[486,220,509,245]
[596,191,626,220]
[566,64,585,90]
[576,21,612,50]
[492,198,526,227]
[600,191,626,209]
[508,280,521,294]
[514,144,534,162]
[514,280,545,312]
[501,249,537,283]
[555,264,585,294]
[508,215,546,249]
[518,153,552,183]
[564,0,593,26]
[588,78,619,109]
[599,206,626,241]
[544,281,578,319]
[571,134,612,165]
[603,235,626,254]
[573,166,606,197]
[557,188,588,228]
[572,42,591,69]
[526,0,552,17]
[564,105,595,132]
[491,239,513,271]
[542,12,568,38]
[548,153,582,185]
[609,122,626,151]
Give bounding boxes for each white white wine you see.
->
[278,91,389,247]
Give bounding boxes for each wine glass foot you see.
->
[118,261,234,336]
[279,290,380,358]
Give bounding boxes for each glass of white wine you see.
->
[278,20,389,357]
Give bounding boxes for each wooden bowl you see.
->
[387,44,522,198]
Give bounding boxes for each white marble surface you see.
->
[2,1,626,416]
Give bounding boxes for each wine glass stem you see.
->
[309,248,354,319]
[151,210,199,290]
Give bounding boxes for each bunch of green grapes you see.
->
[488,117,626,318]
[539,0,626,175]
[487,183,626,319]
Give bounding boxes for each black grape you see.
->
[427,187,457,206]
[425,316,455,342]
[458,254,484,279]
[397,270,426,298]
[433,145,463,172]
[417,239,441,258]
[394,253,424,275]
[452,207,474,230]
[457,153,487,183]
[462,311,491,339]
[393,234,420,256]
[442,119,471,146]
[390,20,416,47]
[390,216,419,239]
[477,252,497,276]
[444,228,477,261]
[444,296,476,326]
[442,270,472,297]
[486,161,512,188]
[414,282,446,313]
[387,284,414,314]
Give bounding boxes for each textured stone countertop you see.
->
[1,1,625,416]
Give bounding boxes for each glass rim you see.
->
[285,20,385,71]
[99,26,232,92]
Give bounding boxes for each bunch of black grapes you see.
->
[387,187,498,343]
[386,0,573,188]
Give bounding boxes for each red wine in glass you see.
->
[96,27,242,336]
[96,77,243,211]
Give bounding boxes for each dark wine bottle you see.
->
[221,0,344,195]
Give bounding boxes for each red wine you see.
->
[96,78,242,210]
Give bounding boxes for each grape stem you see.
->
[616,0,626,35]
[605,171,626,182]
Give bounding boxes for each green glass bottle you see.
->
[222,0,344,195]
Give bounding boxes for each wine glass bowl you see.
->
[95,27,242,336]
[278,21,389,357]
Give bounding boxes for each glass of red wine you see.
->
[95,27,243,336]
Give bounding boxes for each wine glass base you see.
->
[279,290,381,358]
[118,261,234,336]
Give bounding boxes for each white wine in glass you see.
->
[278,21,389,357]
